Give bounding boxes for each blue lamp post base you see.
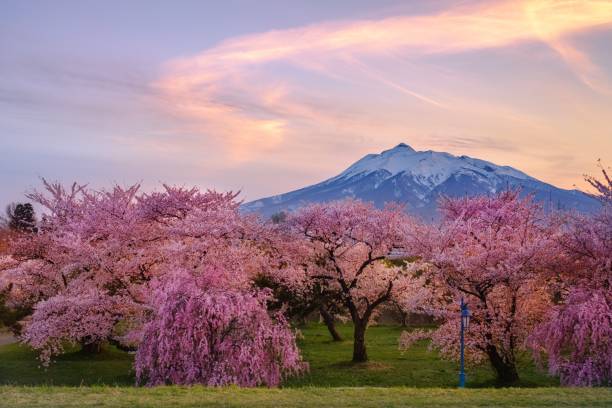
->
[459,298,470,388]
[459,372,466,388]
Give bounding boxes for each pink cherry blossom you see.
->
[286,199,425,362]
[528,168,611,386]
[403,191,557,384]
[135,271,307,387]
[2,180,304,383]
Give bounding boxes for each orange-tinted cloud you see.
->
[153,0,612,190]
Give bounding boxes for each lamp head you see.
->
[461,302,471,329]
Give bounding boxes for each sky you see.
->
[1,0,612,206]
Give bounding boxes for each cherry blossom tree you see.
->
[528,166,611,386]
[21,289,130,360]
[1,181,153,359]
[288,199,424,362]
[0,180,276,365]
[135,271,306,386]
[404,191,556,384]
[252,223,347,342]
[585,160,611,204]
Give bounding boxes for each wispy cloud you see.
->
[153,0,612,165]
[427,134,522,153]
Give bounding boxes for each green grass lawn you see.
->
[286,324,558,388]
[2,386,611,408]
[0,323,610,407]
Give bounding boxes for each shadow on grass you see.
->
[0,343,135,386]
[328,361,392,371]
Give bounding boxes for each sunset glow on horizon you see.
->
[1,0,611,204]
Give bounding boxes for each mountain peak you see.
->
[382,142,416,154]
[395,142,414,150]
[339,144,533,187]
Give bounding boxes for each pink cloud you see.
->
[151,0,612,191]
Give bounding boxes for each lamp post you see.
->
[459,297,470,388]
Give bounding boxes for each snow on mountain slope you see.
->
[243,143,601,219]
[331,143,533,188]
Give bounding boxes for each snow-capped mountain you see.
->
[243,143,600,219]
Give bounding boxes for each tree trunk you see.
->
[352,320,368,362]
[394,303,409,327]
[320,306,343,342]
[487,345,519,385]
[81,341,103,354]
[296,315,308,328]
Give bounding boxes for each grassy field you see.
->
[2,386,612,408]
[0,323,610,407]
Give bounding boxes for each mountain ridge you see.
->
[243,143,600,219]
